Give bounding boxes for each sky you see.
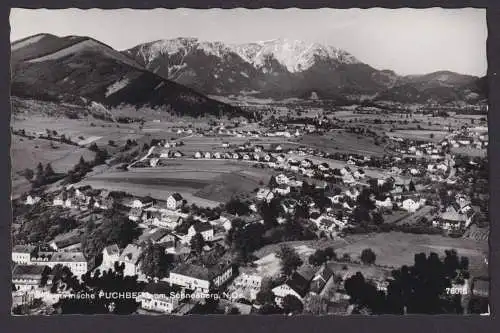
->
[10,8,487,76]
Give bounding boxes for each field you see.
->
[251,231,488,279]
[297,132,386,156]
[10,134,96,196]
[388,129,450,142]
[451,146,487,158]
[334,232,488,277]
[81,159,273,207]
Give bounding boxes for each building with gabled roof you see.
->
[118,244,143,277]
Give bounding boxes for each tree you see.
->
[372,212,384,225]
[190,232,206,255]
[361,248,376,265]
[268,176,278,189]
[225,197,251,216]
[276,244,303,276]
[409,180,416,192]
[23,168,34,181]
[44,163,55,178]
[36,162,44,178]
[94,148,109,165]
[255,289,275,305]
[282,295,304,314]
[308,249,328,266]
[140,243,172,278]
[108,140,116,147]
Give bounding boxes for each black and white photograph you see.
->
[9,8,489,316]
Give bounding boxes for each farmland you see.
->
[81,159,273,207]
[297,132,386,156]
[10,134,96,195]
[388,129,450,142]
[251,231,488,280]
[334,231,488,277]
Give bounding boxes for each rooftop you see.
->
[12,264,47,278]
[50,252,86,263]
[12,244,36,253]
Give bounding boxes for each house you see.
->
[128,207,143,222]
[318,163,330,171]
[101,244,120,270]
[256,188,275,202]
[48,252,88,277]
[274,184,291,195]
[138,228,176,245]
[342,174,356,184]
[187,223,215,242]
[25,195,41,205]
[375,197,393,209]
[118,244,143,277]
[275,173,290,185]
[242,154,250,160]
[12,264,47,292]
[204,152,212,159]
[272,271,310,306]
[150,158,159,167]
[276,154,286,163]
[167,193,184,210]
[137,282,180,314]
[213,152,222,159]
[301,159,313,168]
[309,265,334,296]
[53,196,64,207]
[64,198,75,209]
[169,260,233,294]
[48,235,82,252]
[281,199,297,214]
[194,151,203,159]
[401,198,422,213]
[12,245,37,265]
[345,188,360,200]
[232,152,240,160]
[222,142,230,148]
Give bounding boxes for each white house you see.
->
[375,197,393,209]
[274,185,291,195]
[53,196,64,207]
[345,188,360,200]
[169,259,233,294]
[12,264,47,292]
[401,198,422,213]
[187,223,214,242]
[48,252,88,277]
[137,283,180,314]
[167,193,184,210]
[101,244,120,270]
[194,151,203,159]
[275,174,290,185]
[118,244,142,277]
[25,195,41,205]
[256,188,275,202]
[272,272,309,307]
[204,152,212,159]
[12,245,37,265]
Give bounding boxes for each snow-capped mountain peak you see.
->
[134,37,359,73]
[233,38,360,72]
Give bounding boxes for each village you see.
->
[11,109,489,316]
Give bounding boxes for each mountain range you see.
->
[11,34,487,113]
[124,37,487,104]
[10,34,247,119]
